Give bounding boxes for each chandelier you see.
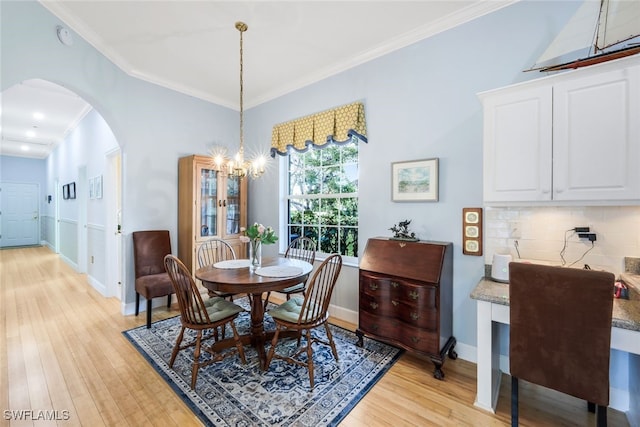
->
[213,21,266,179]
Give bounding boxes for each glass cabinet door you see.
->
[199,168,218,237]
[225,175,242,235]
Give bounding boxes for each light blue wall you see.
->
[1,1,238,305]
[245,1,581,349]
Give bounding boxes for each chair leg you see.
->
[135,292,140,316]
[511,376,518,427]
[597,405,607,427]
[191,330,203,389]
[169,326,186,368]
[305,329,315,389]
[265,326,281,370]
[324,322,339,361]
[229,321,246,364]
[167,294,171,308]
[146,299,152,328]
[263,292,271,311]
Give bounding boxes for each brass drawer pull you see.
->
[410,312,419,321]
[392,300,399,306]
[411,336,419,343]
[369,282,379,291]
[390,281,399,288]
[409,291,419,300]
[370,302,378,310]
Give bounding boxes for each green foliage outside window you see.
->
[287,142,358,257]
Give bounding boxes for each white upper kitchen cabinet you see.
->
[480,55,640,205]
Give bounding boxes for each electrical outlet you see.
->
[578,233,597,242]
[575,226,590,233]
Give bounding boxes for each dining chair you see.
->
[263,236,316,309]
[265,253,342,388]
[164,254,246,390]
[509,262,615,427]
[197,238,240,301]
[132,230,175,328]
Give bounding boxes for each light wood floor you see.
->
[0,246,630,426]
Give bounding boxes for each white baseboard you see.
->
[329,303,358,325]
[59,254,77,271]
[87,275,106,296]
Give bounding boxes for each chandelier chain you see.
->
[210,21,264,180]
[238,22,245,155]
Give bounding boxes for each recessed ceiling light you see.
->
[26,130,36,138]
[21,145,30,151]
[33,112,44,120]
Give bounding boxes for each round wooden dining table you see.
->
[195,257,313,370]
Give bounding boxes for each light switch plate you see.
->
[462,207,483,256]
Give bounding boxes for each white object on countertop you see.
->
[491,253,512,283]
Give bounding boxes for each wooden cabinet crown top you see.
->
[359,237,451,284]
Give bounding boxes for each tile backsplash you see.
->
[484,206,640,276]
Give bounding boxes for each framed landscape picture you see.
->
[391,158,439,202]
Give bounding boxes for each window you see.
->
[285,141,359,260]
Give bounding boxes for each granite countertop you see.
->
[470,273,640,332]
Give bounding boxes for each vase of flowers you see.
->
[240,223,278,270]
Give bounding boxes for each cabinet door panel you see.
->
[198,167,219,238]
[482,85,553,202]
[224,175,242,235]
[553,66,640,200]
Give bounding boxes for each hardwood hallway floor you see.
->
[1,246,630,426]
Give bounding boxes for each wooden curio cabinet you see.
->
[356,237,456,379]
[178,155,247,274]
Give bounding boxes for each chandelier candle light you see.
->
[240,223,278,270]
[212,21,266,179]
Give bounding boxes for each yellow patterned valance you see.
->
[270,101,367,157]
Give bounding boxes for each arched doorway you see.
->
[0,78,123,300]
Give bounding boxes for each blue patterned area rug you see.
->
[123,298,403,427]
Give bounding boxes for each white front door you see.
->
[0,182,40,247]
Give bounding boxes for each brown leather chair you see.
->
[509,262,614,427]
[132,230,174,328]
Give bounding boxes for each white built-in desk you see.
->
[470,273,640,413]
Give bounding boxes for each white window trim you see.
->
[278,155,359,266]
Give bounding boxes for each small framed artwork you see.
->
[391,158,439,202]
[94,175,103,199]
[62,184,69,200]
[462,207,483,256]
[89,177,95,199]
[69,182,76,199]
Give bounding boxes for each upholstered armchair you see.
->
[132,230,175,328]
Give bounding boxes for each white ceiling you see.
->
[1,1,513,159]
